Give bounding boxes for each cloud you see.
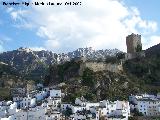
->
[10,10,26,21]
[7,0,159,52]
[0,35,12,52]
[45,40,60,49]
[6,7,34,29]
[123,7,157,35]
[142,36,160,49]
[0,35,12,43]
[29,47,46,51]
[0,40,3,52]
[0,45,4,52]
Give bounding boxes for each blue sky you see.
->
[0,0,160,53]
[125,0,160,30]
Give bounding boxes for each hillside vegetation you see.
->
[0,45,160,101]
[45,53,160,102]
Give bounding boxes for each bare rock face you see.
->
[0,47,121,81]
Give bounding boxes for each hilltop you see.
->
[0,44,160,101]
[0,47,120,82]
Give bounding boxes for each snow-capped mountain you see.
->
[0,47,121,80]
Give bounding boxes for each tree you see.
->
[136,44,142,52]
[84,92,96,101]
[65,107,72,117]
[133,108,143,116]
[44,75,50,86]
[105,56,118,64]
[116,52,125,59]
[82,68,95,87]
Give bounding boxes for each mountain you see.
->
[145,43,160,57]
[44,44,160,102]
[0,44,160,101]
[0,47,121,82]
[67,47,120,60]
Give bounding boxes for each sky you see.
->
[0,0,160,53]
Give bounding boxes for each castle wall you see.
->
[125,51,145,60]
[79,62,123,75]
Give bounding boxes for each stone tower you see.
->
[126,33,142,53]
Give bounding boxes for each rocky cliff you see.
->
[0,47,121,81]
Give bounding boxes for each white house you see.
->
[75,96,87,106]
[19,97,36,109]
[1,107,46,120]
[61,104,72,111]
[30,98,36,108]
[45,111,60,120]
[129,94,160,116]
[137,98,160,116]
[98,100,130,119]
[129,93,157,105]
[70,113,86,120]
[71,106,86,113]
[47,97,61,109]
[50,89,61,98]
[89,107,100,120]
[13,96,23,102]
[86,102,99,110]
[35,91,47,101]
[7,102,18,115]
[0,105,7,118]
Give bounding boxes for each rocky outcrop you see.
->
[0,47,121,81]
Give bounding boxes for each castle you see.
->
[125,33,145,60]
[126,33,142,53]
